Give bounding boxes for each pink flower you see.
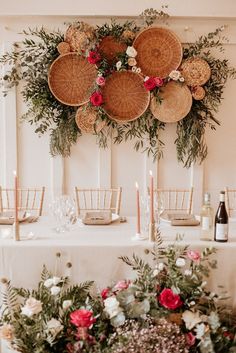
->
[159,288,183,310]
[90,91,103,106]
[187,250,201,262]
[70,309,96,328]
[144,77,157,91]
[101,288,110,300]
[114,280,130,291]
[186,332,196,346]
[87,51,101,64]
[154,77,164,87]
[96,76,105,86]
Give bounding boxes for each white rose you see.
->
[46,318,63,339]
[195,323,206,339]
[190,301,195,306]
[0,324,14,341]
[116,61,122,70]
[44,278,54,288]
[153,269,159,276]
[182,310,202,330]
[175,258,186,267]
[184,269,192,276]
[62,300,72,310]
[52,276,61,285]
[169,70,181,81]
[158,262,164,271]
[179,76,185,82]
[126,46,137,58]
[50,286,61,296]
[104,296,122,318]
[111,311,126,327]
[21,297,42,317]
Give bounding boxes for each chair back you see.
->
[154,187,193,214]
[0,186,45,216]
[225,187,236,217]
[74,187,122,216]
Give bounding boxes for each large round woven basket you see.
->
[99,36,127,64]
[133,27,183,78]
[150,81,192,123]
[101,71,150,122]
[48,53,97,106]
[180,57,211,86]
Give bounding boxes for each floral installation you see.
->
[0,234,236,353]
[0,10,236,166]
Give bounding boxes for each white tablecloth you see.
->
[0,217,235,305]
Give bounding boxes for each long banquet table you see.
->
[0,216,236,308]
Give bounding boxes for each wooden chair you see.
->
[154,187,194,214]
[225,187,236,217]
[74,187,122,216]
[0,186,45,216]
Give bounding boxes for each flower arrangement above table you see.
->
[0,234,235,353]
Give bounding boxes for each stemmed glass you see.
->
[154,192,165,225]
[49,195,77,233]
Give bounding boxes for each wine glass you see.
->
[154,192,165,224]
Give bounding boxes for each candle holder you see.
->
[131,232,147,241]
[12,221,20,241]
[148,222,156,242]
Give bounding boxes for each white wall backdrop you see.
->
[0,3,236,216]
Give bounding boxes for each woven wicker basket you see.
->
[180,57,211,86]
[133,27,183,78]
[48,53,97,106]
[65,22,95,53]
[57,42,70,55]
[101,71,150,122]
[192,86,206,100]
[150,81,192,123]
[99,36,127,64]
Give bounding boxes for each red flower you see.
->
[101,288,110,300]
[154,77,164,87]
[70,309,96,328]
[144,77,157,91]
[158,288,183,310]
[187,250,201,262]
[90,92,103,106]
[87,51,101,64]
[186,332,196,346]
[223,331,234,340]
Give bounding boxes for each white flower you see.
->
[116,61,122,70]
[136,67,141,74]
[104,296,122,319]
[126,46,137,58]
[179,76,185,82]
[21,297,42,317]
[62,300,72,310]
[208,311,220,332]
[169,70,181,81]
[201,281,207,288]
[190,301,195,306]
[44,278,54,288]
[184,269,192,276]
[50,286,61,296]
[52,276,61,285]
[195,323,206,339]
[46,318,63,339]
[0,324,14,341]
[128,57,137,66]
[158,262,164,271]
[111,311,126,327]
[175,258,186,267]
[132,66,137,72]
[144,76,150,81]
[153,269,159,276]
[182,310,202,330]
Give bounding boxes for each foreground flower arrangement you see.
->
[0,235,235,352]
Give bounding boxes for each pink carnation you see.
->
[114,280,130,291]
[101,288,110,300]
[96,76,105,86]
[187,250,201,262]
[186,332,196,346]
[154,77,164,87]
[70,309,96,328]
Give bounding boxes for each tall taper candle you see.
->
[13,170,20,241]
[149,170,154,224]
[135,182,141,234]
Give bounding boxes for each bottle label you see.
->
[202,216,211,230]
[215,223,228,240]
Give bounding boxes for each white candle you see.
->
[135,182,141,234]
[149,170,154,224]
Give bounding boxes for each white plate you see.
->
[160,212,195,223]
[0,212,31,225]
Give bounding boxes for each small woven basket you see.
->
[150,81,192,123]
[48,53,97,106]
[101,71,150,122]
[133,27,183,78]
[180,57,211,86]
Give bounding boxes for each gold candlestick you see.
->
[149,222,156,242]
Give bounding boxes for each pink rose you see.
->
[70,309,96,328]
[87,51,101,64]
[186,332,196,346]
[187,250,201,262]
[159,288,183,310]
[101,288,110,300]
[144,77,157,91]
[154,77,164,87]
[96,76,105,86]
[114,280,130,291]
[90,91,103,106]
